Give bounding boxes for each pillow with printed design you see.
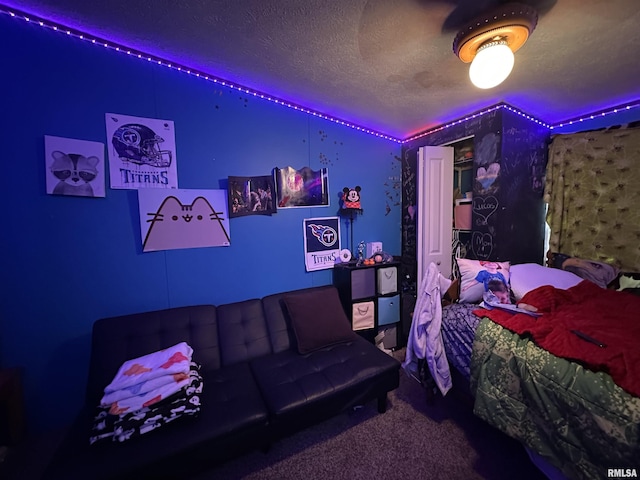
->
[456,258,511,304]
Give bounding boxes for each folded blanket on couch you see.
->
[103,341,193,394]
[90,363,203,445]
[100,370,189,407]
[104,370,195,415]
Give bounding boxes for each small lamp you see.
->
[453,3,537,89]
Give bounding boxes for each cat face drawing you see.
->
[143,196,231,252]
[50,151,99,197]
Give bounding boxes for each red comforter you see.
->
[474,280,640,397]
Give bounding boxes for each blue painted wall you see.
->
[0,16,402,434]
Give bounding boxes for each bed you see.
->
[403,255,640,480]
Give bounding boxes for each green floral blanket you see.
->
[470,318,640,480]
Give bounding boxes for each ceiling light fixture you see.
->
[453,3,538,89]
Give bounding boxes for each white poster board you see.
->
[138,189,230,252]
[106,113,178,189]
[303,217,340,271]
[44,135,105,198]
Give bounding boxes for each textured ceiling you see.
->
[4,0,640,139]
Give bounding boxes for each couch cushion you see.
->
[250,336,399,425]
[44,362,269,480]
[283,288,355,354]
[216,299,272,365]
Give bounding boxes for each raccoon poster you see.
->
[105,113,178,189]
[44,135,106,198]
[138,189,230,252]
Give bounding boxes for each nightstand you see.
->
[333,259,400,347]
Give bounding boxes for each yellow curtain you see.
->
[544,126,640,271]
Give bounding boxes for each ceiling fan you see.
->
[439,0,558,33]
[440,0,556,88]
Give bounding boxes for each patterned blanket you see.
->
[470,319,640,480]
[101,342,195,415]
[90,363,203,445]
[440,303,481,380]
[103,341,193,394]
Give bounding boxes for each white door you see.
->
[417,146,454,292]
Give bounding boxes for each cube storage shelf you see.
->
[333,260,400,346]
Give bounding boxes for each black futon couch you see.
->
[43,285,400,479]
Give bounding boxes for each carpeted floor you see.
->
[190,348,547,480]
[1,348,549,480]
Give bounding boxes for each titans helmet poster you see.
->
[106,112,178,189]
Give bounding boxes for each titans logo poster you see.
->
[303,217,340,271]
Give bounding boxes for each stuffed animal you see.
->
[342,186,361,209]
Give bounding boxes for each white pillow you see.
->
[510,263,583,301]
[457,258,511,304]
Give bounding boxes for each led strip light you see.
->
[0,6,403,143]
[404,103,551,143]
[551,102,640,130]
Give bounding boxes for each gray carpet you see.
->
[191,349,547,480]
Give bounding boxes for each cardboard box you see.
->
[454,200,472,230]
[366,242,383,258]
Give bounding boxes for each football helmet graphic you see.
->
[112,123,172,167]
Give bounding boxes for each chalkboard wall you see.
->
[399,105,549,343]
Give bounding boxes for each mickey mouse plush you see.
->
[342,186,362,209]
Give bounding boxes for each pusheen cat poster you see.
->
[138,189,230,252]
[105,113,178,190]
[44,135,106,198]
